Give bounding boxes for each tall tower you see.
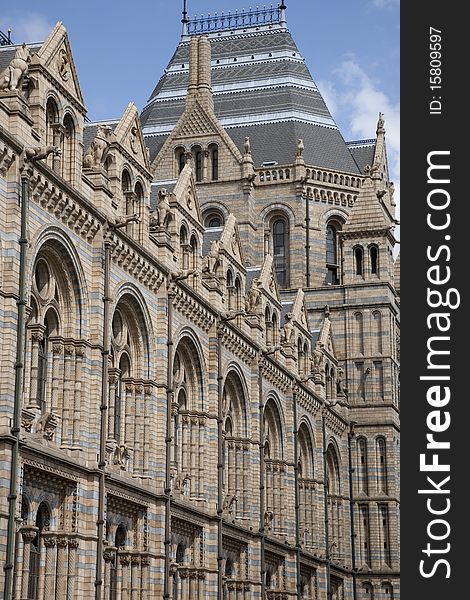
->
[340,115,400,588]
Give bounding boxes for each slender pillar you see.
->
[20,527,38,600]
[67,538,79,600]
[43,535,57,599]
[131,554,140,600]
[55,536,68,600]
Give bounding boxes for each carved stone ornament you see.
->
[203,239,220,274]
[83,124,112,169]
[35,412,59,441]
[57,48,70,81]
[0,43,31,92]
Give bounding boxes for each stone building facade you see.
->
[0,4,399,600]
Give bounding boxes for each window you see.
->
[272,218,288,288]
[355,247,364,276]
[28,503,51,599]
[193,146,203,182]
[62,113,75,183]
[204,211,224,228]
[45,98,60,171]
[377,438,388,494]
[208,217,221,227]
[176,147,186,174]
[210,144,219,181]
[326,220,342,284]
[225,558,234,578]
[370,245,379,275]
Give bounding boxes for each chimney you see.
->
[186,35,214,111]
[187,36,199,102]
[197,36,214,111]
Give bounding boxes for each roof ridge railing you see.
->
[346,139,376,146]
[0,28,13,46]
[188,5,281,35]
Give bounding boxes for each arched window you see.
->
[370,245,379,275]
[189,234,198,270]
[355,247,364,276]
[28,241,84,446]
[205,212,224,228]
[173,338,206,500]
[133,181,144,241]
[266,308,273,347]
[357,438,369,494]
[359,505,371,566]
[223,372,248,516]
[210,144,219,181]
[180,226,188,269]
[272,312,279,347]
[28,503,51,599]
[376,438,388,494]
[108,295,150,475]
[122,169,132,218]
[114,352,130,444]
[37,309,57,413]
[272,218,288,288]
[227,271,234,309]
[362,583,374,598]
[355,312,364,355]
[264,399,285,532]
[326,445,341,556]
[175,147,186,175]
[326,221,342,285]
[373,311,383,354]
[176,543,186,565]
[45,98,59,170]
[225,557,234,578]
[193,146,203,182]
[298,423,316,548]
[62,113,75,183]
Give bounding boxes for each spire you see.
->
[182,0,189,37]
[279,1,287,25]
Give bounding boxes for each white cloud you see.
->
[4,13,53,44]
[371,0,400,8]
[318,59,400,244]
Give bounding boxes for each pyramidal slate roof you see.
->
[140,9,361,173]
[343,174,391,234]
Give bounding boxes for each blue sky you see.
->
[2,0,400,220]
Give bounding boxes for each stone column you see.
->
[51,123,64,172]
[124,191,137,236]
[189,570,197,599]
[140,554,151,598]
[67,538,79,600]
[124,382,134,453]
[119,552,131,600]
[55,536,68,599]
[28,328,44,409]
[20,526,38,599]
[103,547,116,600]
[50,342,63,415]
[131,553,140,599]
[203,150,210,183]
[107,370,119,442]
[42,534,57,599]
